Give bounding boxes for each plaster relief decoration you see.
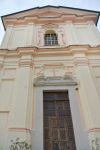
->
[37,24,59,47]
[58,27,66,45]
[34,63,65,78]
[41,23,59,46]
[34,63,77,83]
[34,74,77,86]
[34,63,77,86]
[37,27,43,46]
[34,66,44,78]
[44,63,65,77]
[91,138,100,150]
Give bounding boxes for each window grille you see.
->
[44,32,58,46]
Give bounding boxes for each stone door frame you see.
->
[32,85,90,150]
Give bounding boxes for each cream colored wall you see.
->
[75,23,100,46]
[0,55,33,149]
[0,113,8,150]
[90,64,100,99]
[65,23,100,46]
[1,23,36,49]
[0,12,100,149]
[1,22,100,49]
[0,48,100,149]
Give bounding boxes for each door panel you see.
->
[44,91,76,150]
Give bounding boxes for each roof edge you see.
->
[1,5,100,30]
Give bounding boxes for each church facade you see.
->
[0,6,100,150]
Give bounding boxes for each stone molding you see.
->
[34,75,77,86]
[0,45,100,58]
[73,57,89,66]
[3,12,97,28]
[19,55,33,67]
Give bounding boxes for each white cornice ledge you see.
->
[0,45,100,57]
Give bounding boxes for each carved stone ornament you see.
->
[34,75,77,86]
[91,138,100,150]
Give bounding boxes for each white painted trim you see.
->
[69,87,90,150]
[32,85,90,150]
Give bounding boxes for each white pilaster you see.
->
[64,23,78,45]
[0,25,13,49]
[73,49,100,147]
[7,54,33,148]
[90,23,100,44]
[26,23,34,46]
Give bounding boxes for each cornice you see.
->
[0,45,100,58]
[0,47,36,57]
[9,127,32,132]
[4,14,97,27]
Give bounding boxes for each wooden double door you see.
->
[43,91,76,150]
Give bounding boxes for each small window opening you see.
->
[44,30,58,46]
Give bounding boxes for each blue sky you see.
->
[0,0,100,44]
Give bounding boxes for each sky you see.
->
[0,0,100,44]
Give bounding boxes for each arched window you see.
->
[44,30,58,46]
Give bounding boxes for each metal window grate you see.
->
[44,33,58,46]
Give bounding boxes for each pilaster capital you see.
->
[19,55,33,67]
[73,57,88,66]
[71,47,88,55]
[71,47,89,66]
